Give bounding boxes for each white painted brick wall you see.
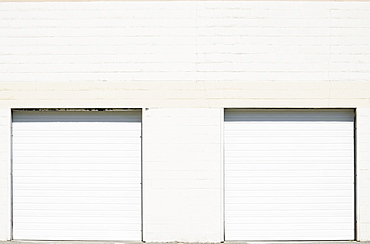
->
[142,108,222,242]
[0,2,197,82]
[1,1,370,83]
[0,0,370,242]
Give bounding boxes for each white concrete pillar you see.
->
[0,109,12,240]
[356,108,370,241]
[142,108,223,242]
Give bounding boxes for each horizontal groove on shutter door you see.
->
[12,110,141,241]
[224,109,355,241]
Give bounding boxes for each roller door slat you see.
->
[224,109,355,241]
[12,111,141,241]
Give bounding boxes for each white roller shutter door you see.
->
[225,109,355,241]
[12,110,141,241]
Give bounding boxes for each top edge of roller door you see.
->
[225,109,354,122]
[13,111,142,123]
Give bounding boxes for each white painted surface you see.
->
[355,108,370,241]
[1,1,370,83]
[225,109,355,241]
[0,109,11,241]
[142,108,222,242]
[12,111,141,240]
[0,0,368,241]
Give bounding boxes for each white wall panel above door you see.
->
[224,109,355,241]
[12,110,141,241]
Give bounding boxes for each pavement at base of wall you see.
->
[0,241,367,244]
